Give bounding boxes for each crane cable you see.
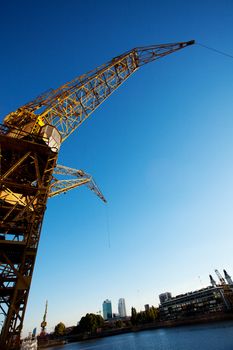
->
[105,205,111,248]
[197,42,233,60]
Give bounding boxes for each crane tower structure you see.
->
[40,300,48,335]
[0,39,194,349]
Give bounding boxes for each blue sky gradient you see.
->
[1,0,233,336]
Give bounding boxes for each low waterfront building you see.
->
[159,286,233,320]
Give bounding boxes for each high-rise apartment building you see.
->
[102,299,112,320]
[118,298,127,317]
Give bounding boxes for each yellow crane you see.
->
[40,300,48,336]
[0,39,194,349]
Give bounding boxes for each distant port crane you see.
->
[0,39,194,349]
[40,301,48,336]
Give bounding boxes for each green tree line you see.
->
[131,306,159,325]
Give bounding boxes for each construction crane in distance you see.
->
[0,39,195,349]
[209,275,217,287]
[215,269,226,285]
[224,270,233,285]
[40,301,48,336]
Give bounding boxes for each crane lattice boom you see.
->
[3,40,194,142]
[50,165,106,202]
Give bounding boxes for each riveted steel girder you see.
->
[0,133,57,349]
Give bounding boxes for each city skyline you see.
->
[41,267,233,334]
[101,298,127,319]
[1,0,233,337]
[99,269,232,317]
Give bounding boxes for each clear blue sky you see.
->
[1,0,233,336]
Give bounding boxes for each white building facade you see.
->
[118,298,127,317]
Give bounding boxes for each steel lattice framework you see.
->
[0,129,57,349]
[0,40,194,349]
[50,165,107,201]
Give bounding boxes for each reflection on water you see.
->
[47,321,233,350]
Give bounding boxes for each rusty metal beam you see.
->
[0,135,57,349]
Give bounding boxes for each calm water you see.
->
[48,321,233,350]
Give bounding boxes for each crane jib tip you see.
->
[186,40,195,46]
